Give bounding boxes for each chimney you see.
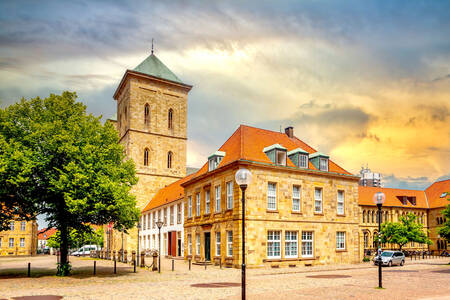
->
[285,126,294,138]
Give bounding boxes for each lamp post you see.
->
[121,229,124,262]
[137,222,141,267]
[156,220,164,273]
[373,191,385,288]
[235,168,252,300]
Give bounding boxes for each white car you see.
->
[71,245,99,256]
[373,250,405,267]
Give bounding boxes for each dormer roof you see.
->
[208,151,226,160]
[309,152,329,159]
[287,148,309,156]
[263,144,287,153]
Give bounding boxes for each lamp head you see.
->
[372,192,385,206]
[235,168,252,187]
[156,220,164,229]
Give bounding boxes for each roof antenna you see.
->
[151,38,154,55]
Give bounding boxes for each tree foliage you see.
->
[0,92,139,275]
[438,194,450,241]
[380,213,432,250]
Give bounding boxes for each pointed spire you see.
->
[151,38,154,55]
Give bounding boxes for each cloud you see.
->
[383,174,432,190]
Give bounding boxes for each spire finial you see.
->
[151,38,154,55]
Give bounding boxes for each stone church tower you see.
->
[109,52,192,253]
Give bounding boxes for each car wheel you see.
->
[400,260,404,266]
[388,261,392,267]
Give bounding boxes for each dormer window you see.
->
[263,144,287,166]
[440,192,448,198]
[208,151,225,171]
[287,148,309,168]
[309,152,329,172]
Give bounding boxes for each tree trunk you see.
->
[57,220,71,276]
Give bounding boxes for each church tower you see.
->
[111,52,192,252]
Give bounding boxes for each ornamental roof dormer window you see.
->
[287,148,309,168]
[208,151,225,171]
[263,144,287,166]
[309,152,329,172]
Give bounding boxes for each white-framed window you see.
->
[196,193,201,216]
[227,231,233,257]
[164,208,168,225]
[337,190,345,215]
[292,185,301,212]
[170,206,174,225]
[9,238,14,248]
[319,158,328,171]
[9,221,14,231]
[196,234,200,255]
[20,238,25,248]
[215,232,221,256]
[158,210,161,225]
[314,188,322,213]
[267,183,277,210]
[177,203,182,224]
[226,181,233,209]
[267,231,281,258]
[143,214,147,230]
[299,154,308,168]
[205,190,210,214]
[336,232,346,250]
[285,231,298,258]
[153,212,156,228]
[21,221,26,231]
[301,231,313,257]
[188,234,192,255]
[215,185,221,212]
[188,196,192,218]
[276,150,287,166]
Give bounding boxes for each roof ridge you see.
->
[425,178,450,190]
[359,185,426,192]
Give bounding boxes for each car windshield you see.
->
[381,252,393,257]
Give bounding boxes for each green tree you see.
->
[438,193,450,242]
[0,92,139,275]
[380,213,431,250]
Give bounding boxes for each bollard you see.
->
[133,259,136,273]
[189,259,191,271]
[140,252,145,267]
[124,250,128,263]
[204,262,207,270]
[94,261,96,275]
[132,250,136,265]
[220,259,222,269]
[114,260,117,274]
[28,262,31,277]
[415,254,417,260]
[423,252,425,259]
[172,259,174,271]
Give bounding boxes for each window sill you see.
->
[336,214,345,217]
[291,211,302,215]
[336,249,347,252]
[225,208,233,212]
[204,213,210,217]
[266,210,279,213]
[313,212,324,216]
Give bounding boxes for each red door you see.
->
[170,231,177,256]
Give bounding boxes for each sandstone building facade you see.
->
[0,220,38,256]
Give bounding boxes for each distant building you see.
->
[359,165,382,187]
[0,220,38,256]
[37,228,58,254]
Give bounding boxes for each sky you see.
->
[1,0,449,198]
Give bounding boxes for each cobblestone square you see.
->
[0,256,449,299]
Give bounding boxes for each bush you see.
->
[362,256,371,262]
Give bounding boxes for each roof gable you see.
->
[425,179,450,208]
[358,186,428,208]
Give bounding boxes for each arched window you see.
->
[373,231,378,248]
[385,211,388,222]
[168,108,173,129]
[144,148,149,166]
[362,211,366,223]
[144,104,150,125]
[376,211,379,223]
[167,151,172,169]
[371,211,375,223]
[364,232,369,248]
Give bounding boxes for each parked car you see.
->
[373,250,405,267]
[42,247,50,254]
[71,245,99,256]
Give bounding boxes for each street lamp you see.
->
[373,191,385,289]
[156,220,164,273]
[235,168,252,300]
[137,222,141,267]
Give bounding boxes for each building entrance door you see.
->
[204,232,211,261]
[168,231,177,256]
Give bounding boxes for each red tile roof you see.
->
[359,186,428,208]
[425,179,450,209]
[142,173,196,212]
[37,228,57,240]
[190,125,352,180]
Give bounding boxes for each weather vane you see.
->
[151,38,154,55]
